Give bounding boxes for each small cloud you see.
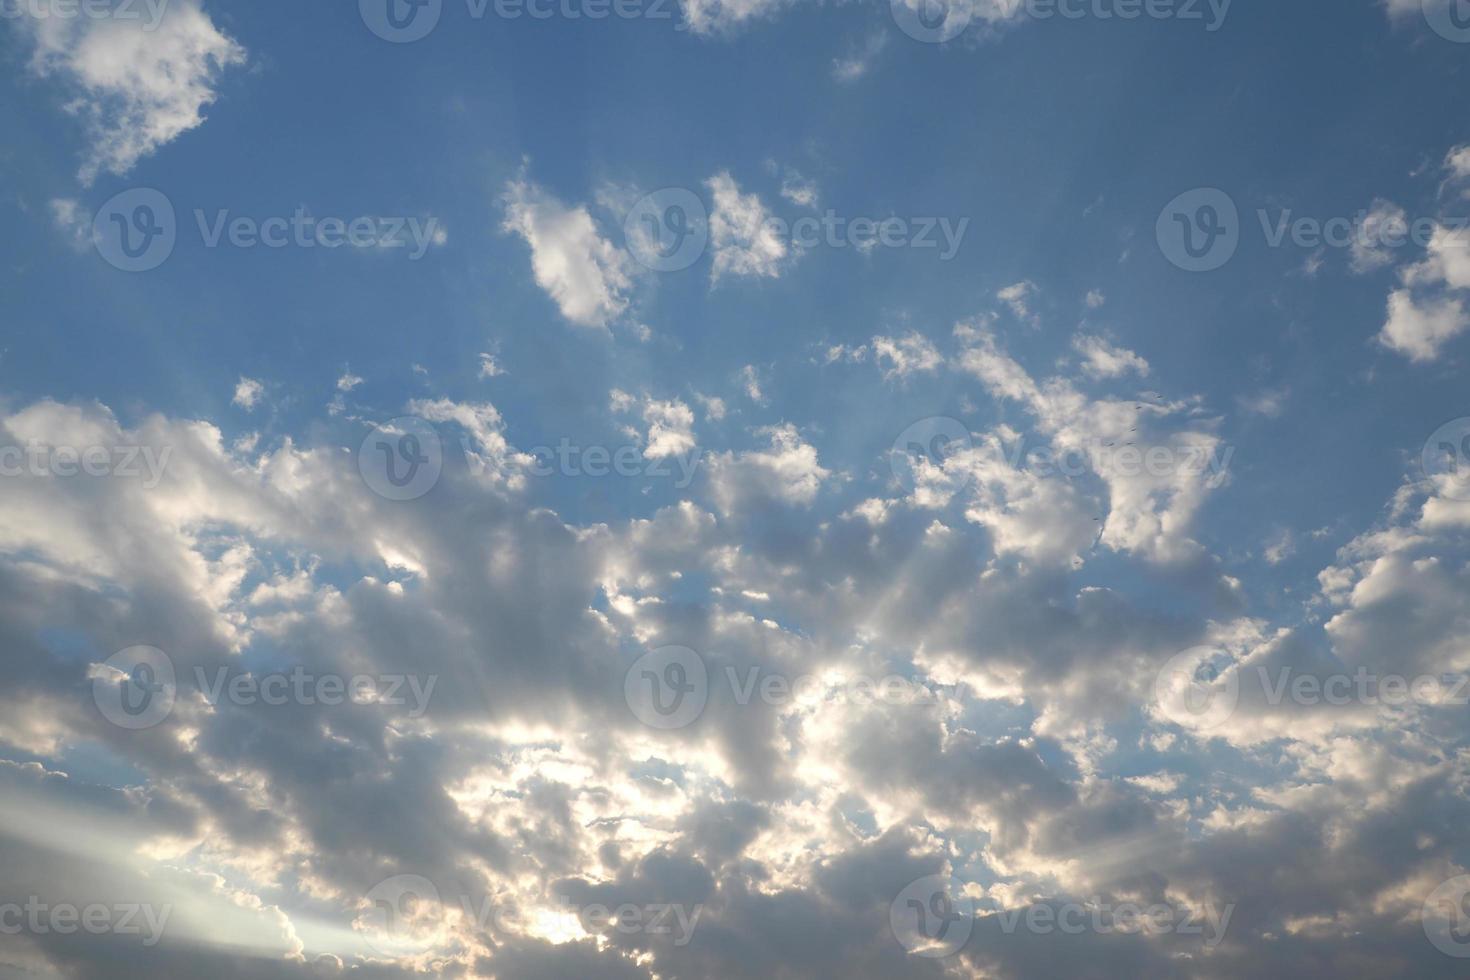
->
[336,370,364,392]
[706,172,788,283]
[1072,334,1149,380]
[502,174,632,328]
[49,198,91,250]
[1084,289,1106,309]
[695,393,727,421]
[739,364,767,404]
[832,31,887,84]
[233,376,264,411]
[1238,387,1289,418]
[872,332,943,379]
[1350,200,1406,274]
[1264,529,1295,565]
[998,280,1038,325]
[478,353,506,378]
[1378,288,1469,363]
[1444,144,1470,195]
[779,170,818,208]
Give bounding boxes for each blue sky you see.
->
[3,0,1470,977]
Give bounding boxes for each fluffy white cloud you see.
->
[48,197,91,249]
[611,391,699,459]
[871,332,943,379]
[997,280,1038,324]
[232,376,264,410]
[1378,288,1469,362]
[1072,334,1150,380]
[1350,199,1407,273]
[20,0,245,184]
[705,172,788,283]
[503,176,633,328]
